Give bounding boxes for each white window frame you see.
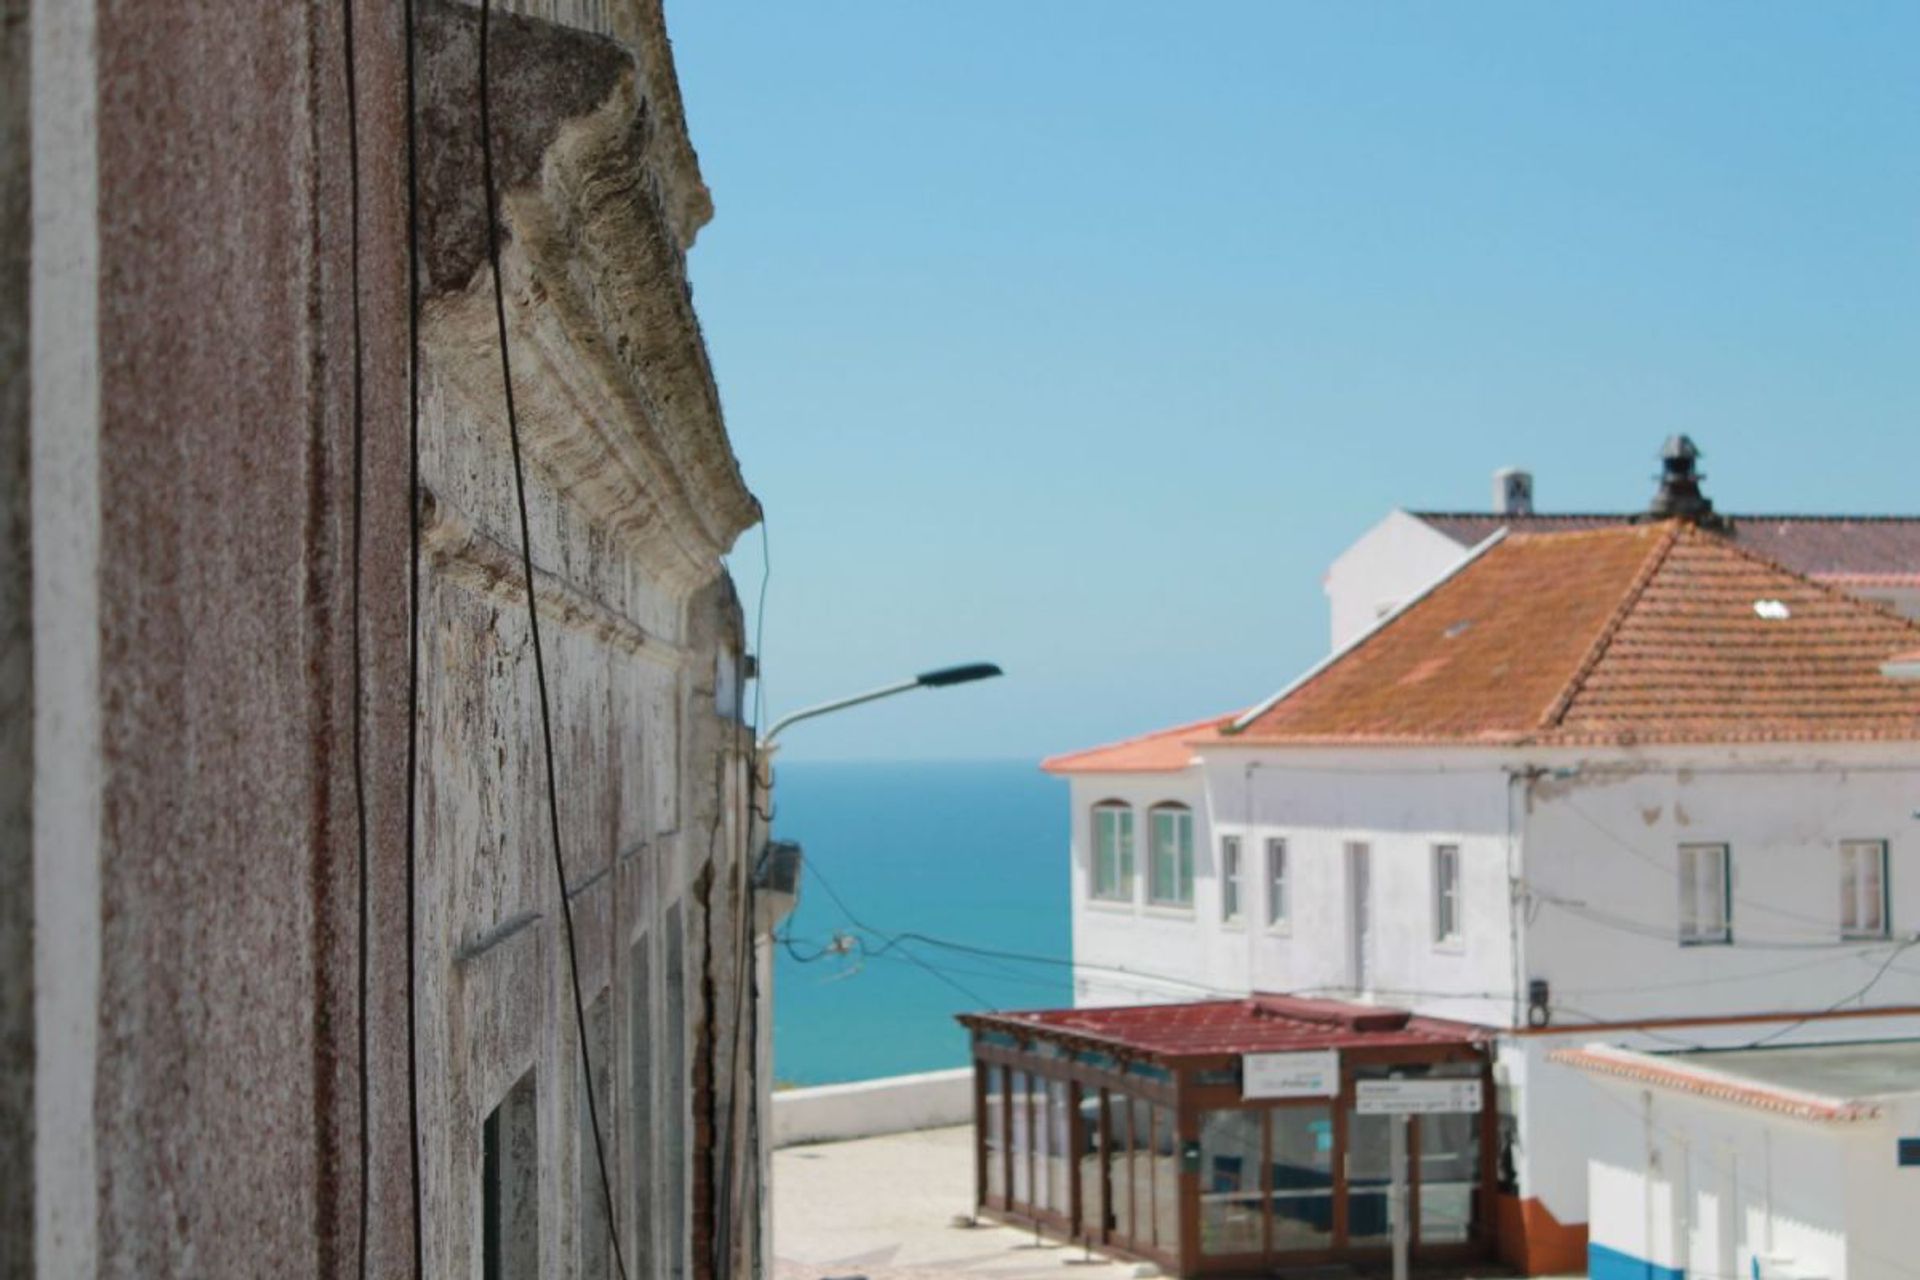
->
[1147,804,1194,909]
[1678,843,1732,945]
[1221,835,1243,924]
[1090,802,1135,904]
[1840,839,1890,940]
[1432,843,1462,947]
[1265,837,1290,932]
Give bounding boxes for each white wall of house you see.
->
[1064,740,1920,1243]
[1068,748,1521,1027]
[1502,1013,1920,1237]
[1322,510,1470,650]
[1066,771,1219,1007]
[1519,747,1920,1026]
[1580,1075,1920,1280]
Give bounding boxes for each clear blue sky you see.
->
[670,2,1920,764]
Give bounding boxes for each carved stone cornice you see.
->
[612,0,714,249]
[422,56,759,597]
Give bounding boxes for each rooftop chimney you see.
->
[1646,435,1725,528]
[1493,467,1534,516]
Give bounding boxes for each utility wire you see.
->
[338,0,372,1270]
[402,0,425,1267]
[1730,935,1920,1051]
[1556,794,1843,931]
[751,518,770,740]
[475,5,629,1276]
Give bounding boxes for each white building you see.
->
[1045,518,1920,1273]
[1555,1040,1920,1280]
[1326,443,1920,650]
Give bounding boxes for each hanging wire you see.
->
[475,4,629,1275]
[402,0,426,1268]
[337,0,373,1270]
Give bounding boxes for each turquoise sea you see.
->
[769,760,1071,1086]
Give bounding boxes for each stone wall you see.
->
[7,1,765,1276]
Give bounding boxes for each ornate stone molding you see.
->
[419,486,682,664]
[424,110,758,596]
[419,2,758,598]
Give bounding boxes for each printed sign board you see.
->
[1354,1079,1483,1115]
[1243,1049,1339,1100]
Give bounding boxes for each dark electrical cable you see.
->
[338,0,372,1270]
[403,0,426,1268]
[475,5,629,1277]
[1730,934,1920,1051]
[751,518,770,741]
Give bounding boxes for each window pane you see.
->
[1149,809,1191,906]
[1268,840,1288,926]
[1033,1074,1052,1214]
[1011,1071,1031,1206]
[1269,1108,1334,1251]
[1119,812,1135,887]
[1864,845,1885,933]
[1434,845,1459,942]
[1222,837,1241,921]
[1152,1105,1181,1254]
[1679,846,1699,937]
[1702,847,1726,936]
[1346,1112,1400,1245]
[1177,814,1195,905]
[1049,1080,1071,1218]
[1131,1097,1154,1247]
[1077,1089,1104,1238]
[1842,841,1887,937]
[1417,1112,1479,1244]
[1107,1093,1133,1242]
[1199,1110,1263,1256]
[1094,811,1117,898]
[985,1067,1006,1203]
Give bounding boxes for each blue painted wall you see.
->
[1590,1241,1686,1280]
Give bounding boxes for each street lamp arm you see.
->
[759,662,1002,746]
[760,677,920,746]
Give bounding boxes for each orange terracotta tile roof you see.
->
[1041,715,1232,775]
[1549,1045,1881,1124]
[1218,522,1920,747]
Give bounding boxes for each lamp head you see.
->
[915,662,1004,688]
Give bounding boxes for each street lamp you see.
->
[745,659,1001,1273]
[758,661,1003,746]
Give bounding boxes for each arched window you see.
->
[1090,801,1135,902]
[1147,803,1194,908]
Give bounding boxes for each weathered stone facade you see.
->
[6,1,767,1276]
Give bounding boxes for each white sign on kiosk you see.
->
[1354,1079,1482,1115]
[1242,1049,1339,1099]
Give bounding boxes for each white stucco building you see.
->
[1555,1040,1920,1280]
[1045,516,1920,1273]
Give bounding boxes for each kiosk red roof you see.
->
[960,994,1490,1064]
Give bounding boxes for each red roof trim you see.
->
[1549,1046,1881,1124]
[960,994,1492,1063]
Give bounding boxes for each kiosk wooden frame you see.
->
[959,996,1498,1278]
